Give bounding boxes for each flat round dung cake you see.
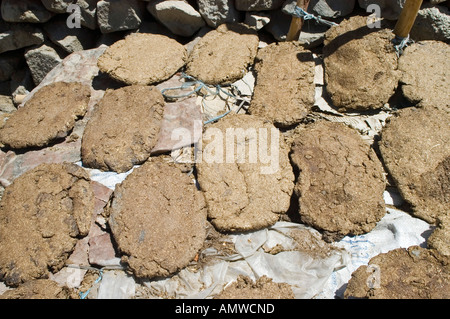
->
[196,114,294,232]
[97,33,187,85]
[0,163,94,287]
[249,41,315,128]
[290,121,386,240]
[323,16,399,112]
[398,41,450,108]
[81,85,165,173]
[344,246,450,299]
[379,105,450,224]
[106,157,207,279]
[427,214,450,256]
[185,24,259,85]
[0,279,71,299]
[0,82,91,149]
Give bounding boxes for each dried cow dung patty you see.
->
[323,16,399,112]
[196,114,294,232]
[81,85,165,173]
[249,41,315,128]
[97,33,187,85]
[344,246,450,299]
[185,24,259,85]
[0,82,91,149]
[379,105,450,224]
[0,279,71,299]
[214,275,295,299]
[290,121,386,240]
[0,163,94,287]
[398,41,450,108]
[427,214,450,257]
[106,157,207,279]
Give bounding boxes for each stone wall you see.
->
[0,0,449,110]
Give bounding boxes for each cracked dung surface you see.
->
[97,33,187,85]
[249,41,315,128]
[0,279,71,299]
[427,213,450,256]
[106,156,207,279]
[379,105,450,224]
[0,163,94,287]
[323,16,399,112]
[344,246,450,299]
[0,82,91,150]
[196,114,294,232]
[185,24,259,85]
[214,275,295,299]
[398,40,450,108]
[290,121,386,240]
[81,85,165,173]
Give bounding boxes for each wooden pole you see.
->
[286,0,311,41]
[393,0,423,39]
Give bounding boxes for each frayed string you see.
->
[291,6,338,28]
[160,73,239,125]
[392,34,413,57]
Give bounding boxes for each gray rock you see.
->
[0,22,45,54]
[147,0,205,37]
[72,0,99,30]
[97,0,145,34]
[42,0,98,29]
[235,0,284,11]
[358,0,406,20]
[24,44,64,85]
[10,68,34,100]
[283,0,355,18]
[44,17,97,53]
[197,0,240,27]
[1,0,54,23]
[245,11,271,30]
[0,95,16,113]
[40,0,72,13]
[410,5,450,43]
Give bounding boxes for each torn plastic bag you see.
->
[143,222,350,299]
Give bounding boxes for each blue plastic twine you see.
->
[292,6,338,28]
[160,73,239,125]
[79,268,103,299]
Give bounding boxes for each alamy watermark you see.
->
[66,3,81,29]
[366,4,382,29]
[366,264,381,289]
[171,120,281,175]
